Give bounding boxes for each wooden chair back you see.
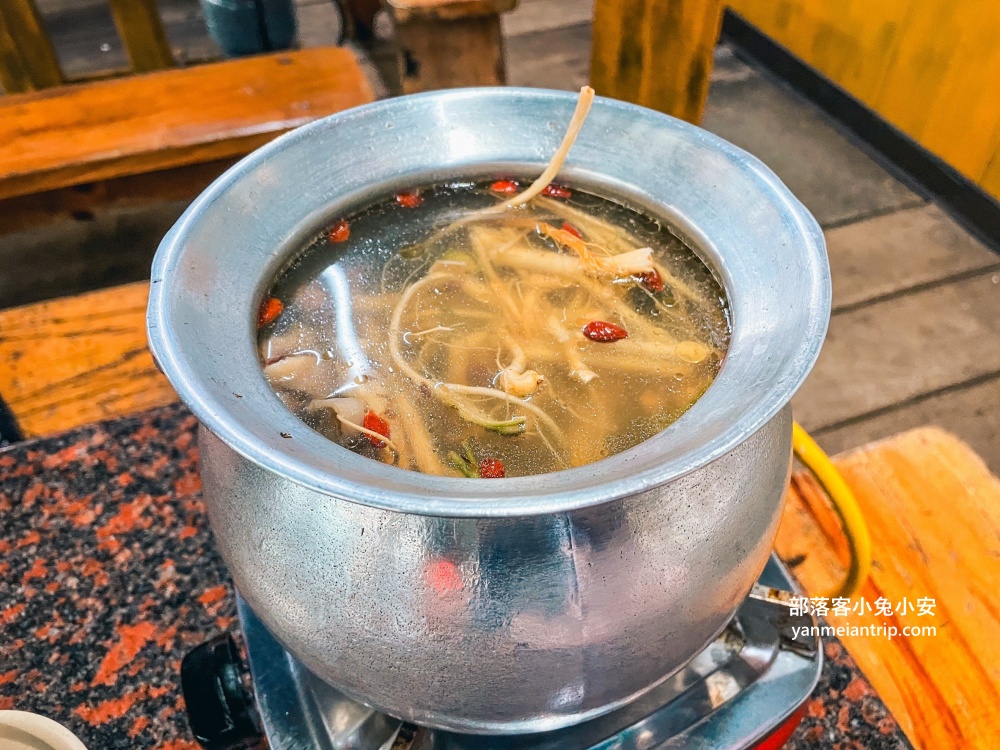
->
[0,0,172,93]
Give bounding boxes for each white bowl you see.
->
[0,711,87,750]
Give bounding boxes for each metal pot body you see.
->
[199,407,791,733]
[147,89,830,734]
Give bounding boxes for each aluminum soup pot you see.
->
[147,88,830,735]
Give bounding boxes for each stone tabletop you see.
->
[0,404,910,749]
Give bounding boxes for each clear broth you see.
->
[259,180,730,478]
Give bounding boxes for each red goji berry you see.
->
[328,219,350,243]
[490,179,519,194]
[396,191,423,208]
[542,184,571,199]
[582,320,628,342]
[478,458,506,478]
[641,268,664,292]
[257,296,283,328]
[362,411,391,447]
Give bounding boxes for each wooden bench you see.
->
[0,0,173,93]
[0,45,375,311]
[0,283,170,438]
[779,429,1000,749]
[0,46,375,219]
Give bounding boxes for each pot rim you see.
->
[148,87,830,517]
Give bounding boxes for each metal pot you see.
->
[147,88,830,734]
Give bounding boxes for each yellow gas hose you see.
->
[791,422,872,599]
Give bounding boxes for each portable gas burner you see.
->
[181,556,820,750]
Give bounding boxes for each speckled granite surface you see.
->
[0,404,911,749]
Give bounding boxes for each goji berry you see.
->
[490,179,519,194]
[362,411,391,447]
[478,458,506,478]
[257,296,283,328]
[396,191,423,208]
[561,222,583,239]
[328,219,350,243]
[582,320,628,342]
[641,268,664,292]
[542,184,571,199]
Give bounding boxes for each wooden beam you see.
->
[590,0,723,124]
[0,0,63,91]
[0,158,239,237]
[107,0,174,73]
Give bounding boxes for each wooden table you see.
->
[0,282,170,436]
[779,432,1000,749]
[1,282,998,749]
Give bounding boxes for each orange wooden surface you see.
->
[0,282,173,437]
[779,428,1000,750]
[0,46,375,201]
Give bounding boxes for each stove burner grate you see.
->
[211,556,820,750]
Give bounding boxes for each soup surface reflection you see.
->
[258,181,730,478]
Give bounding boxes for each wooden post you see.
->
[0,0,63,92]
[590,0,724,124]
[385,0,517,94]
[108,0,174,73]
[338,0,384,41]
[0,18,33,93]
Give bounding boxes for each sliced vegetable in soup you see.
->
[257,88,731,478]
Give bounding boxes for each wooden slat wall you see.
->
[728,0,1000,201]
[0,0,63,92]
[107,0,174,72]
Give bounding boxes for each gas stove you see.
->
[182,556,820,750]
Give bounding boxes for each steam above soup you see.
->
[257,89,730,478]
